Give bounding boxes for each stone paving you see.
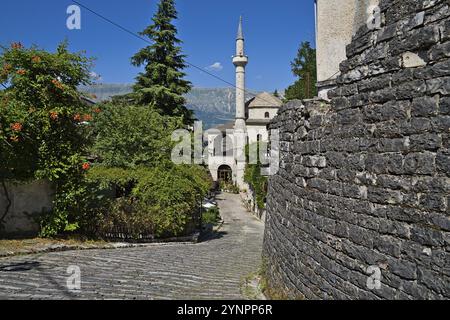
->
[0,193,264,300]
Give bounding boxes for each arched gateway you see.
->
[217,165,233,183]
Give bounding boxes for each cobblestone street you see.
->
[0,193,264,300]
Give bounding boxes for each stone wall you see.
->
[0,180,54,238]
[263,0,449,300]
[241,188,266,221]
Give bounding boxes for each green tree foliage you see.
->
[285,41,317,101]
[244,143,268,210]
[90,103,182,168]
[87,101,212,238]
[130,0,193,124]
[0,42,94,235]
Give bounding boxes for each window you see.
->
[265,112,270,119]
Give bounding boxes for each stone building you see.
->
[263,0,450,299]
[207,18,282,187]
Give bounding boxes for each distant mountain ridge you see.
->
[80,84,259,129]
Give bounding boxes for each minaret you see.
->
[232,16,248,188]
[233,16,248,131]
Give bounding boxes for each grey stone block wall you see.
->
[263,0,449,300]
[0,180,54,238]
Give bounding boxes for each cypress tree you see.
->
[131,0,193,124]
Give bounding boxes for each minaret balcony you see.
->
[233,56,248,67]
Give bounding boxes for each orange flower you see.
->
[82,163,91,171]
[93,108,101,114]
[16,69,26,75]
[31,56,41,63]
[82,114,93,122]
[73,114,81,122]
[52,79,64,90]
[10,122,23,132]
[10,136,19,143]
[2,63,12,73]
[11,42,23,49]
[50,112,59,120]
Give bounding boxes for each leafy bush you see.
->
[202,207,221,226]
[132,165,205,236]
[85,164,212,238]
[0,42,95,236]
[244,143,268,209]
[219,181,240,194]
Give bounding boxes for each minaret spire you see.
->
[237,16,244,40]
[233,16,248,128]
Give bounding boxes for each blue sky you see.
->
[1,0,316,92]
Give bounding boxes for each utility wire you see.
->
[71,0,279,106]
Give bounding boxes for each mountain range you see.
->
[80,84,260,129]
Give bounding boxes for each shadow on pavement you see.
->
[198,231,228,242]
[0,261,41,272]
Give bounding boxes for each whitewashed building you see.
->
[207,18,282,188]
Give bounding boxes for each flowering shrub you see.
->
[0,42,96,236]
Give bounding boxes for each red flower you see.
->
[93,108,101,114]
[82,163,91,171]
[82,114,93,122]
[50,112,59,120]
[10,122,23,132]
[16,69,26,75]
[73,114,81,122]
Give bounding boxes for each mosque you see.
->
[207,17,283,189]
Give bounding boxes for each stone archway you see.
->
[217,165,233,183]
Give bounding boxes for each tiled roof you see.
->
[246,92,283,108]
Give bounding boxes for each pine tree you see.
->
[285,41,317,101]
[273,89,280,98]
[131,0,193,124]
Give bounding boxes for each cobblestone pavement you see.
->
[0,193,264,300]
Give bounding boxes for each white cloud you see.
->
[206,62,223,72]
[90,71,102,81]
